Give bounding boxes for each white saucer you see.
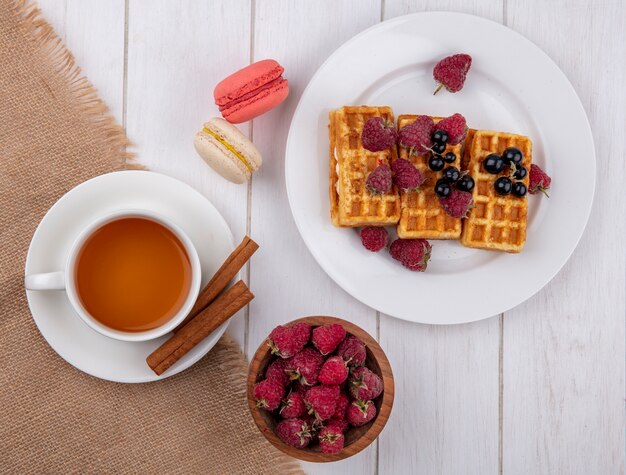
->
[24,171,235,383]
[285,12,595,324]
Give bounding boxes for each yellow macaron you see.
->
[193,118,262,184]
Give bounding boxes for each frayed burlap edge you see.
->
[4,2,303,473]
[10,0,142,170]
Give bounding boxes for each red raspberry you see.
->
[438,189,473,218]
[304,385,340,421]
[433,54,472,94]
[346,399,377,427]
[268,322,311,358]
[336,335,366,368]
[264,358,290,387]
[333,392,350,420]
[318,356,349,385]
[280,391,306,419]
[361,117,398,152]
[286,347,324,386]
[366,163,393,194]
[389,238,432,272]
[349,367,383,400]
[529,164,551,196]
[319,424,345,454]
[328,417,349,433]
[436,113,468,145]
[398,115,435,156]
[392,158,425,191]
[311,323,347,354]
[275,418,312,448]
[359,227,388,253]
[253,379,285,411]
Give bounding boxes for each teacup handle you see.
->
[25,271,65,290]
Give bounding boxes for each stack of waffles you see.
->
[329,106,532,253]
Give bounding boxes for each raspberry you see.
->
[398,115,435,156]
[253,379,285,411]
[433,54,472,94]
[280,391,306,419]
[336,335,366,368]
[392,158,424,190]
[436,113,468,145]
[349,367,383,400]
[275,418,312,448]
[286,347,324,386]
[366,163,393,194]
[304,385,340,421]
[346,399,377,427]
[268,322,311,358]
[359,227,388,253]
[328,417,349,433]
[361,117,397,152]
[438,188,473,218]
[318,356,349,385]
[333,392,350,420]
[311,323,347,354]
[529,164,551,196]
[264,358,290,387]
[389,238,432,272]
[319,424,345,454]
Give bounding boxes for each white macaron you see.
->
[193,118,262,184]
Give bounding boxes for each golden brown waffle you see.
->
[460,130,532,253]
[396,115,463,239]
[329,106,401,227]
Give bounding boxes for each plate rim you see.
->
[284,11,596,325]
[24,170,235,382]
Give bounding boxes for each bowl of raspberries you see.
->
[247,316,394,462]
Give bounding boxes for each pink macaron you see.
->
[214,59,289,124]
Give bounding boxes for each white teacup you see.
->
[24,209,201,342]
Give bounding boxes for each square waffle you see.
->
[460,130,532,253]
[396,115,463,239]
[329,106,401,227]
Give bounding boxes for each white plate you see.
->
[24,171,234,382]
[285,12,595,324]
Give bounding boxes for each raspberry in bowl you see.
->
[247,316,394,462]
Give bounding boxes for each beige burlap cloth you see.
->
[0,2,302,473]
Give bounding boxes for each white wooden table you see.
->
[38,1,625,473]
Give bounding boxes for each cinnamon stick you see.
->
[147,280,254,375]
[179,235,258,327]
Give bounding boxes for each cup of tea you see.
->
[25,209,202,342]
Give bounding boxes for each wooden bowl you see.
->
[247,316,394,463]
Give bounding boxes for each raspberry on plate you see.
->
[360,227,388,252]
[392,158,424,191]
[438,189,473,218]
[366,163,393,194]
[268,322,311,358]
[529,164,551,196]
[433,53,472,94]
[436,113,468,145]
[361,116,398,152]
[389,238,432,272]
[398,115,435,156]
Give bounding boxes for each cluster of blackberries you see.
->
[428,129,475,199]
[483,147,527,197]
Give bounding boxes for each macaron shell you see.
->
[193,133,249,184]
[205,118,262,170]
[214,59,283,105]
[221,79,289,124]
